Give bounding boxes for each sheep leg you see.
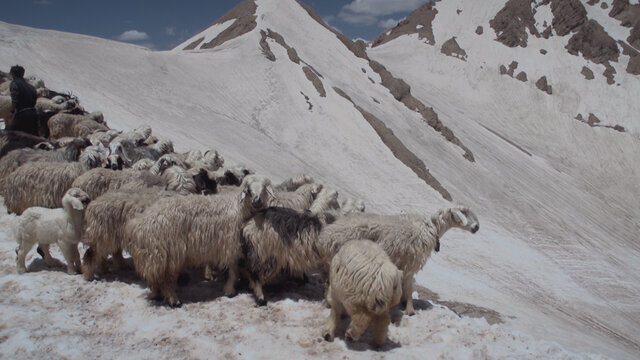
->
[402,274,416,316]
[159,275,181,308]
[322,288,342,341]
[111,249,127,270]
[345,312,371,342]
[372,313,391,347]
[16,240,35,274]
[203,264,214,281]
[223,263,238,297]
[82,246,97,281]
[39,244,56,266]
[59,242,81,275]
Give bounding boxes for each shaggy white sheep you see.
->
[269,183,323,210]
[274,174,314,192]
[322,239,403,347]
[35,96,78,115]
[2,145,109,214]
[309,187,340,213]
[241,207,337,305]
[124,174,275,306]
[47,112,108,140]
[319,206,480,315]
[110,124,152,148]
[81,188,176,281]
[110,138,173,165]
[13,188,91,274]
[88,129,122,147]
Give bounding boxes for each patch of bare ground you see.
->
[197,0,257,50]
[575,113,626,132]
[333,87,453,201]
[440,37,467,61]
[489,0,540,48]
[371,2,438,47]
[619,40,640,74]
[414,285,503,325]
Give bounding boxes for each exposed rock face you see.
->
[259,30,276,61]
[566,19,620,64]
[333,87,453,201]
[508,61,519,76]
[303,67,326,97]
[619,41,640,74]
[581,66,595,79]
[198,0,258,50]
[489,0,539,47]
[576,112,626,131]
[440,37,468,61]
[603,63,617,84]
[476,26,484,35]
[536,76,553,94]
[371,2,438,47]
[550,0,588,36]
[183,38,204,51]
[609,0,640,50]
[516,71,528,81]
[540,49,548,54]
[601,2,609,9]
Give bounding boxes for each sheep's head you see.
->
[105,154,124,170]
[154,139,174,154]
[306,183,323,199]
[240,175,275,210]
[192,168,217,195]
[154,154,183,174]
[204,150,224,170]
[450,206,480,234]
[63,188,91,211]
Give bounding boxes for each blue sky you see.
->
[0,0,429,50]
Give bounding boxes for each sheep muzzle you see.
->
[251,196,263,209]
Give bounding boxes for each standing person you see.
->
[8,65,39,136]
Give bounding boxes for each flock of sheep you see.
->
[0,74,480,347]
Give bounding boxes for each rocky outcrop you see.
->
[609,0,640,50]
[536,76,553,94]
[516,71,528,82]
[440,37,467,61]
[619,41,640,75]
[489,0,539,47]
[566,19,620,64]
[476,26,484,35]
[575,113,626,132]
[581,66,595,79]
[371,2,438,47]
[550,0,588,36]
[333,87,453,201]
[303,67,326,97]
[198,0,257,50]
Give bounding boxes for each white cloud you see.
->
[337,10,377,26]
[343,0,428,17]
[165,27,176,36]
[378,18,402,29]
[116,30,149,42]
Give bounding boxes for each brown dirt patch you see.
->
[414,285,503,325]
[333,87,453,201]
[371,2,438,47]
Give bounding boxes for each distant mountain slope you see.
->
[0,0,638,358]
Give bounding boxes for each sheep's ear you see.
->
[451,208,468,226]
[69,197,84,211]
[266,185,276,199]
[240,189,248,203]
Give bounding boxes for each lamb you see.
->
[124,175,275,306]
[13,188,91,274]
[48,112,108,140]
[269,183,323,210]
[318,206,479,316]
[2,145,108,214]
[81,188,177,281]
[274,174,314,192]
[322,239,403,347]
[241,207,337,305]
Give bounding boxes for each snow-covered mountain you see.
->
[0,0,638,358]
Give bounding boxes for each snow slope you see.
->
[0,0,638,358]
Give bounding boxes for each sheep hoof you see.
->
[16,267,26,274]
[256,298,267,307]
[36,246,45,258]
[323,333,333,342]
[170,301,182,308]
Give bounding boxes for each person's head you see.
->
[10,65,25,79]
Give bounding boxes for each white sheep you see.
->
[241,207,337,305]
[2,145,108,214]
[81,188,176,281]
[269,183,323,210]
[124,174,276,306]
[322,239,403,347]
[13,188,91,274]
[110,124,152,147]
[47,112,108,140]
[274,174,314,192]
[34,96,78,115]
[309,187,340,213]
[130,158,154,171]
[88,129,122,147]
[110,138,173,165]
[319,206,480,315]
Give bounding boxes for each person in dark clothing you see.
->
[8,65,39,136]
